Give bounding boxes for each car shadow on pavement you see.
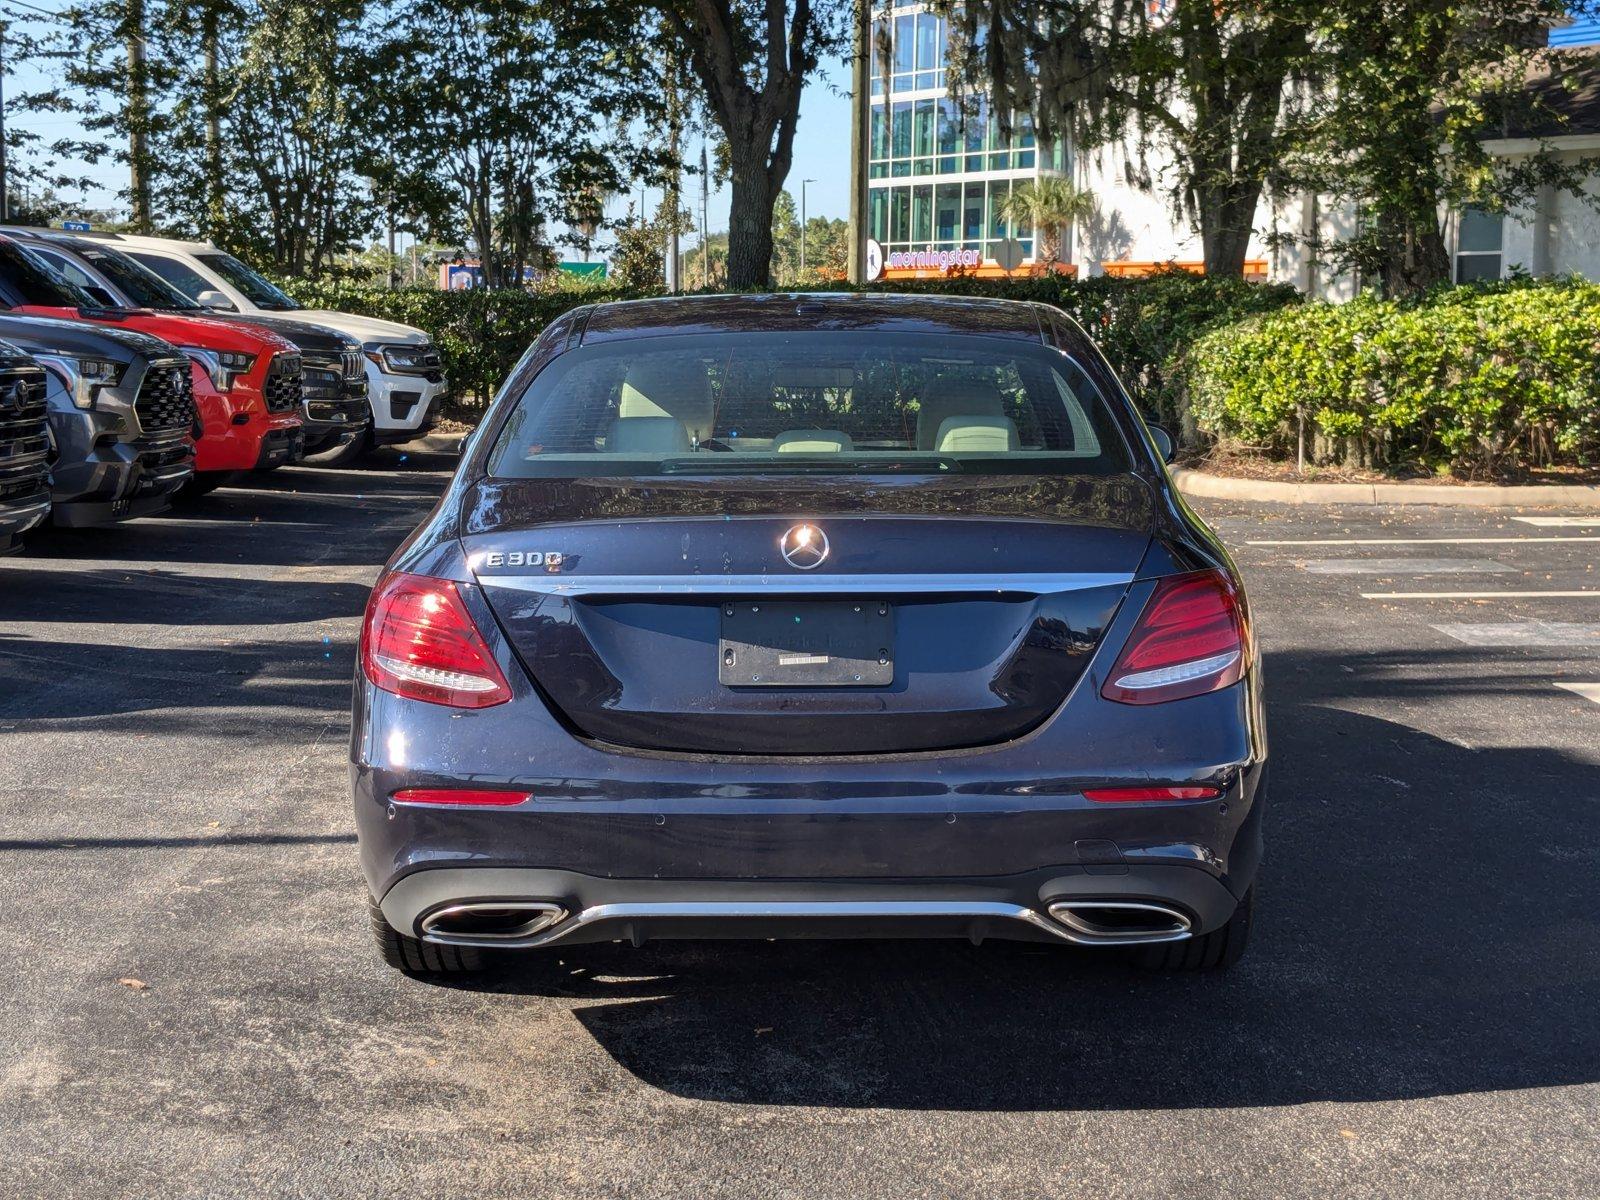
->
[447,648,1600,1111]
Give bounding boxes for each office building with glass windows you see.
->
[859,5,1600,294]
[866,0,1069,278]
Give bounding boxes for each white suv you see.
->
[105,234,447,462]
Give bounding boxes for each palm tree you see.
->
[996,178,1096,268]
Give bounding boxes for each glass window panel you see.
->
[870,105,888,161]
[869,189,889,243]
[912,98,935,157]
[963,182,984,240]
[988,151,1011,171]
[987,179,1011,240]
[934,183,961,241]
[1458,208,1503,253]
[890,187,911,242]
[891,101,912,158]
[913,158,933,176]
[891,160,911,178]
[893,15,915,74]
[915,71,936,89]
[965,98,987,152]
[870,162,887,180]
[936,156,958,174]
[912,185,933,243]
[937,98,963,154]
[1016,150,1035,169]
[1455,254,1501,283]
[915,13,938,71]
[1015,112,1036,150]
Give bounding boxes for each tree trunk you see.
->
[1379,212,1450,298]
[1198,178,1263,277]
[726,150,776,289]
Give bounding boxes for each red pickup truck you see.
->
[0,234,305,488]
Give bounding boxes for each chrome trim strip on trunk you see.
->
[474,572,1133,597]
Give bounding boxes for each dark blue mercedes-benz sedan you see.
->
[353,293,1265,977]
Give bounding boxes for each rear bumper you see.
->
[378,862,1250,949]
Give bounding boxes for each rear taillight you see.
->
[360,572,512,708]
[1101,570,1247,705]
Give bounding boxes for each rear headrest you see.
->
[916,378,1006,449]
[617,358,716,442]
[606,415,692,455]
[772,429,855,453]
[934,415,1020,453]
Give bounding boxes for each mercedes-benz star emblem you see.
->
[780,523,829,570]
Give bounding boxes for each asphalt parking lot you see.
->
[2,457,1597,1199]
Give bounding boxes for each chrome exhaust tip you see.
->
[418,901,566,945]
[1046,900,1192,945]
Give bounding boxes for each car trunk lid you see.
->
[465,473,1154,755]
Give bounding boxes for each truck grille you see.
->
[136,359,197,434]
[302,354,370,427]
[0,356,50,505]
[264,352,302,413]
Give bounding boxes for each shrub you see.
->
[278,270,1300,424]
[1179,277,1600,475]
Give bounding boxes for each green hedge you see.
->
[279,271,1298,424]
[1178,278,1600,474]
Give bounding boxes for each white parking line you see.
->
[1298,558,1515,574]
[1362,590,1600,599]
[1556,682,1600,705]
[1431,622,1600,647]
[1513,517,1600,527]
[1250,536,1600,545]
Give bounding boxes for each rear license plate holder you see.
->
[719,600,894,687]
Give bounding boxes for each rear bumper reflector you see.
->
[1082,785,1222,803]
[390,788,532,807]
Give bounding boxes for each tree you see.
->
[612,199,696,289]
[769,188,801,283]
[1291,0,1600,296]
[996,177,1095,265]
[573,0,850,288]
[935,0,1318,277]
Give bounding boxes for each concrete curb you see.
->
[1171,467,1600,508]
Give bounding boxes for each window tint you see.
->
[0,241,97,307]
[195,253,301,310]
[488,331,1131,479]
[129,252,216,299]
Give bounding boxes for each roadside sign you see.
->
[866,238,884,282]
[991,238,1025,271]
[61,221,91,231]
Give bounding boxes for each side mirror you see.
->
[1149,425,1175,463]
[196,289,235,311]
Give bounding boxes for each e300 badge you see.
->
[480,550,563,570]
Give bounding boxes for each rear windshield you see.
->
[487,331,1132,478]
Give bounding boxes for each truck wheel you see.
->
[302,428,373,468]
[1131,887,1253,971]
[367,893,485,977]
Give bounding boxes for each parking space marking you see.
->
[1430,621,1600,648]
[1297,557,1516,574]
[1555,681,1600,705]
[1250,536,1600,545]
[1513,517,1600,527]
[1361,589,1600,599]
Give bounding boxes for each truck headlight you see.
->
[367,342,432,373]
[36,355,124,409]
[181,346,255,392]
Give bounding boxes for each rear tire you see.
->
[367,893,485,977]
[1132,887,1253,971]
[302,428,373,468]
